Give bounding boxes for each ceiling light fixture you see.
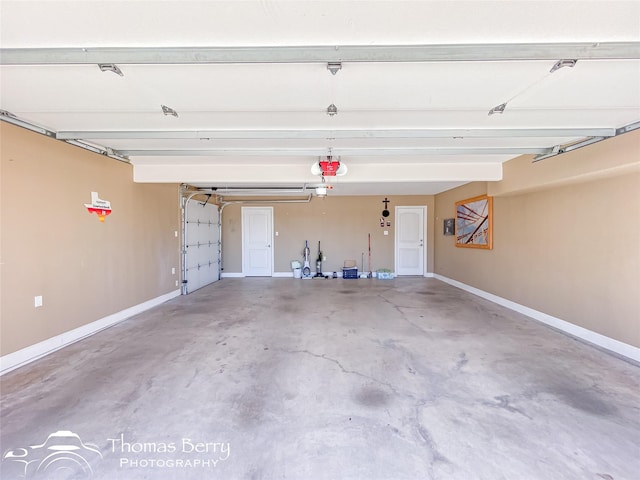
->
[488,102,507,115]
[326,104,338,116]
[161,105,179,117]
[313,181,335,198]
[550,59,577,73]
[327,62,342,75]
[98,63,124,76]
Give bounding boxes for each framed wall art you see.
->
[443,218,455,235]
[455,195,493,249]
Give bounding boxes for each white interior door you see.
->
[395,206,426,276]
[184,199,220,294]
[242,207,273,277]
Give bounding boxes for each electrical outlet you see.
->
[171,267,176,275]
[174,231,178,237]
[34,296,43,308]
[384,230,389,236]
[175,280,179,287]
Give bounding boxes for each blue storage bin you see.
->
[342,268,358,279]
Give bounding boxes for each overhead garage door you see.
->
[183,198,220,294]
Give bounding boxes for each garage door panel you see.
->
[184,199,220,293]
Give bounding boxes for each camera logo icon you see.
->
[2,430,103,479]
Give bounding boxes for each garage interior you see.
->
[1,1,639,479]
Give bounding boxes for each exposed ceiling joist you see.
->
[56,128,617,141]
[2,42,639,65]
[2,1,638,196]
[0,109,56,137]
[118,147,551,157]
[133,160,503,184]
[533,120,640,162]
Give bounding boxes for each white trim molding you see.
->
[273,272,294,278]
[0,289,181,376]
[221,272,313,278]
[434,275,639,363]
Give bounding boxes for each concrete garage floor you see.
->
[1,278,639,480]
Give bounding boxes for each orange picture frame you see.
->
[455,195,493,249]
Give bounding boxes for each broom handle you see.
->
[368,233,371,272]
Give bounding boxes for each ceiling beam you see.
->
[2,42,639,65]
[133,162,502,184]
[56,128,616,140]
[118,147,551,156]
[533,120,640,161]
[1,110,56,137]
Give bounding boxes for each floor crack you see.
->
[377,294,431,335]
[280,348,405,398]
[482,394,532,420]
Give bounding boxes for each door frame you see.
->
[394,205,427,276]
[241,206,274,277]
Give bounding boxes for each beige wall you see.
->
[435,132,640,348]
[3,121,637,356]
[221,195,435,275]
[489,129,640,197]
[1,123,181,356]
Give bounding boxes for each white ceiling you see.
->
[1,1,639,196]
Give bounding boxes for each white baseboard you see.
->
[272,272,294,278]
[0,289,181,376]
[434,274,639,363]
[224,272,342,278]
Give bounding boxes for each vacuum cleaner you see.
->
[302,240,312,279]
[314,241,325,278]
